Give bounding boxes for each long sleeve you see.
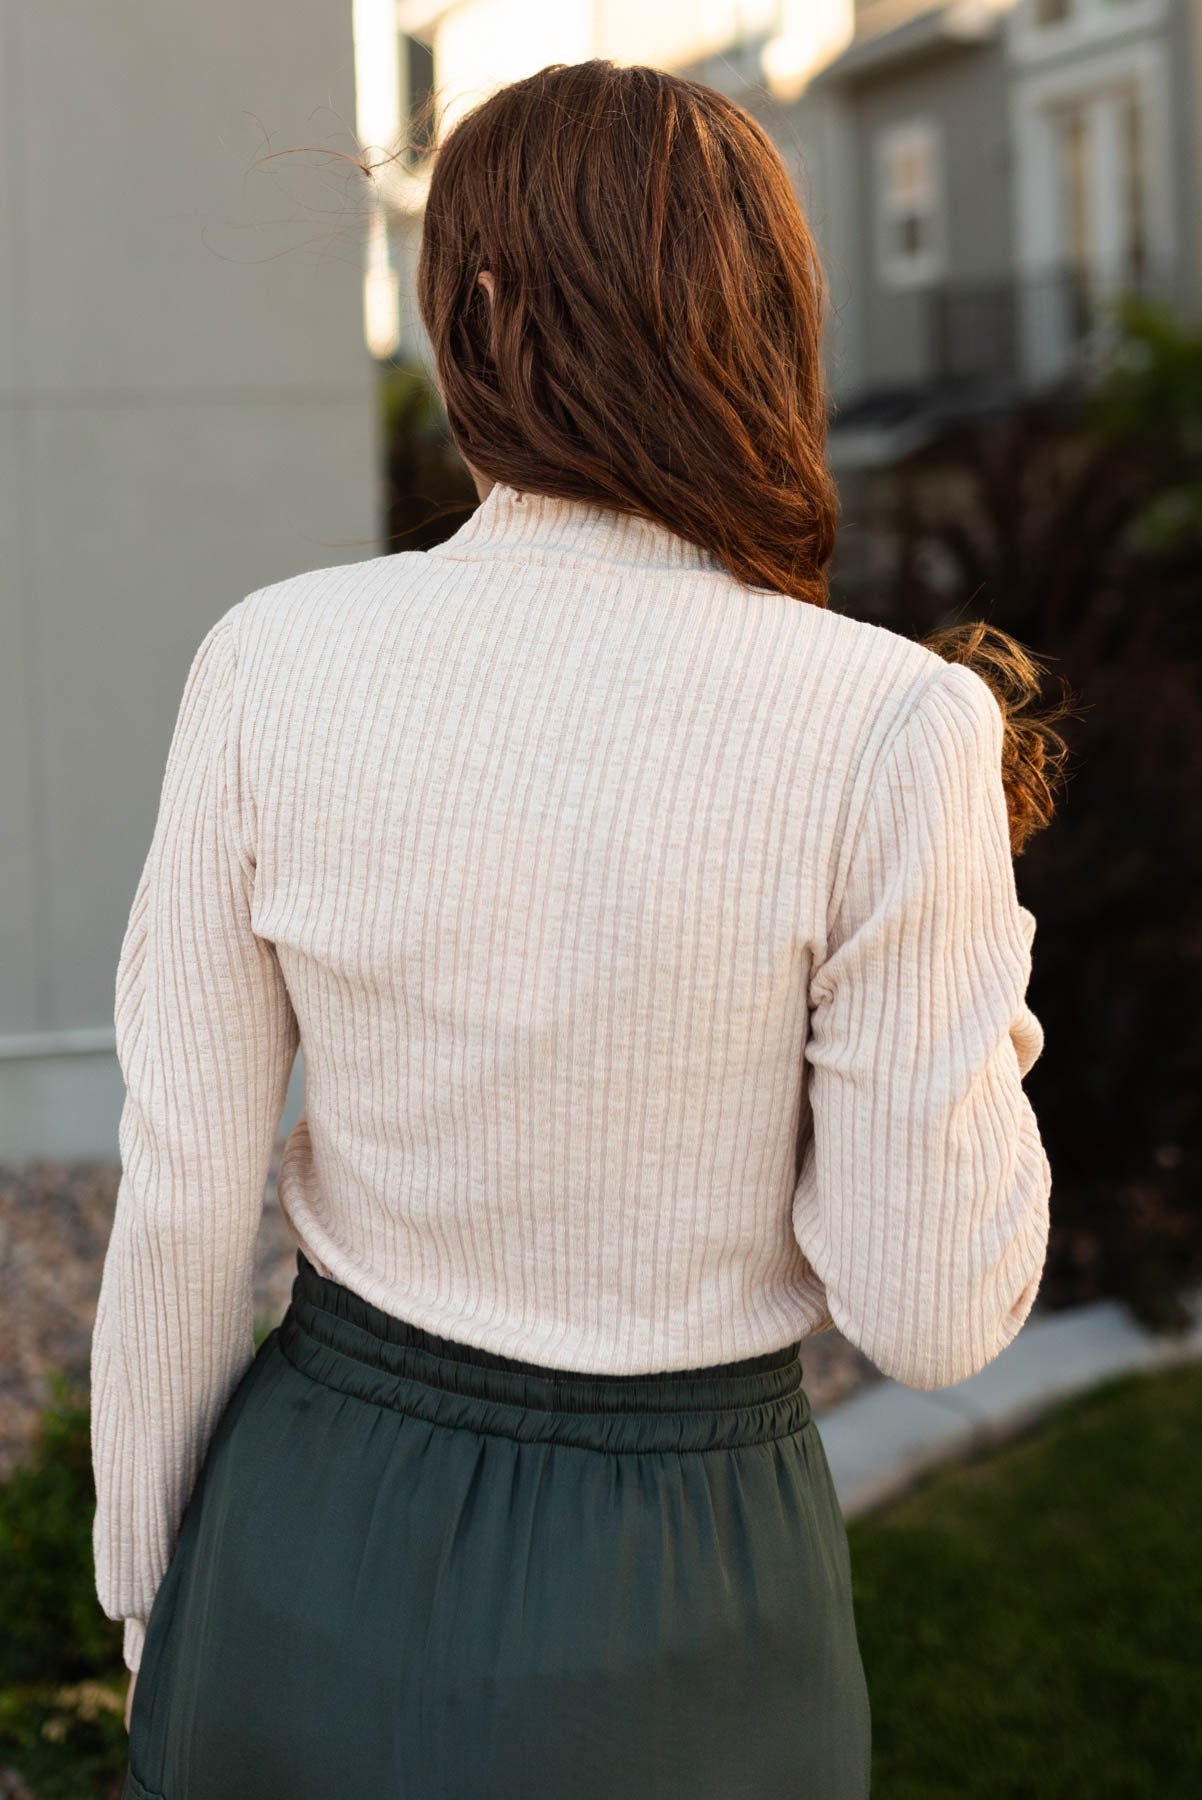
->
[792,658,1052,1392]
[89,602,300,1675]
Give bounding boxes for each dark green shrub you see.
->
[0,1373,122,1687]
[378,352,476,553]
[0,1316,280,1794]
[0,1373,127,1792]
[0,1680,127,1800]
[841,304,1202,1332]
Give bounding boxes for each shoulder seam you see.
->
[824,658,955,937]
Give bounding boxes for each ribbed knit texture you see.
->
[91,480,1051,1673]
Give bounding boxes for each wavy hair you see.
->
[416,59,837,607]
[406,58,1067,849]
[922,621,1073,855]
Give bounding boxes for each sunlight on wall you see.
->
[363,205,401,359]
[763,0,855,102]
[354,0,402,357]
[434,0,593,132]
[593,0,769,70]
[354,0,401,156]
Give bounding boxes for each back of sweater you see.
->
[91,480,1051,1672]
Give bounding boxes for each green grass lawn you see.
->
[848,1360,1202,1798]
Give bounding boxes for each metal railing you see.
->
[924,262,1172,397]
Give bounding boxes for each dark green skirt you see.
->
[124,1249,871,1798]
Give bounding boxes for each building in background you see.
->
[360,0,1201,450]
[1007,0,1189,384]
[1,3,379,1158]
[818,0,1196,467]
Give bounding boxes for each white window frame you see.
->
[1010,37,1174,381]
[875,118,946,290]
[1010,0,1168,66]
[1012,38,1174,280]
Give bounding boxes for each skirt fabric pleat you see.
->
[123,1247,871,1799]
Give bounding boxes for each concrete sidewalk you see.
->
[816,1295,1202,1519]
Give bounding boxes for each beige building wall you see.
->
[1,2,379,1157]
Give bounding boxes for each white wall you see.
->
[0,2,379,1157]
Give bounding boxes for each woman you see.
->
[92,58,1056,1800]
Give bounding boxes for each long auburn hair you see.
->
[417,59,835,607]
[408,58,1067,851]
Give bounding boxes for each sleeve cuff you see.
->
[124,1616,147,1674]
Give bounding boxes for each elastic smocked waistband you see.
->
[274,1249,812,1454]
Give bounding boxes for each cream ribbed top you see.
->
[91,480,1051,1672]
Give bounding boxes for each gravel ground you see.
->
[0,1144,881,1480]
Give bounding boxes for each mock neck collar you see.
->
[427,480,727,577]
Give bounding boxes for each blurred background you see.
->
[1,2,1200,1794]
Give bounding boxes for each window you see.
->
[1013,43,1169,384]
[1053,98,1094,340]
[1057,100,1091,276]
[876,120,944,288]
[400,33,436,168]
[1015,0,1164,59]
[1120,87,1149,282]
[1051,79,1151,288]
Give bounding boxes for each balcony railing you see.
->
[926,262,1171,397]
[830,263,1176,467]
